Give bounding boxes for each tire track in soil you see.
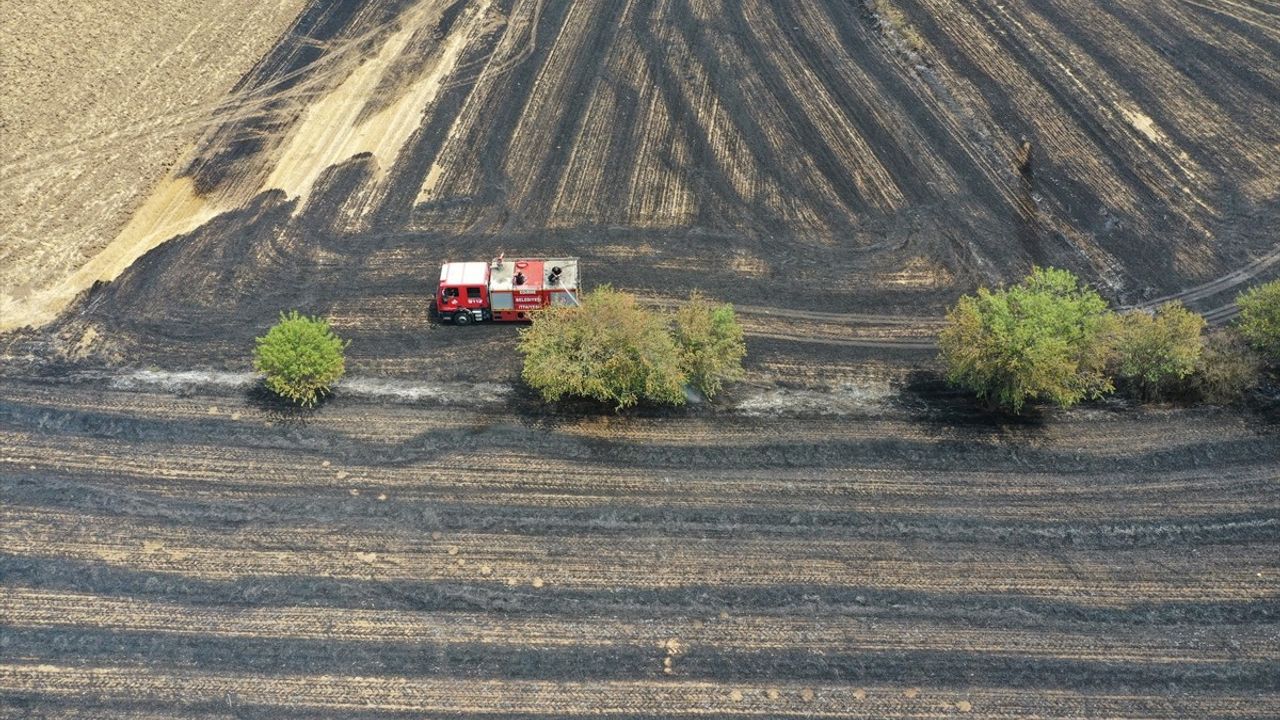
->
[4,663,1279,718]
[7,587,1276,662]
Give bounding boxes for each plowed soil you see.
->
[1,0,1278,718]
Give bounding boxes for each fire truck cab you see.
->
[435,256,579,325]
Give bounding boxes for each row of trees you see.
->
[940,268,1279,412]
[249,289,748,410]
[248,270,1275,414]
[517,287,746,409]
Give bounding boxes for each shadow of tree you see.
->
[245,378,332,427]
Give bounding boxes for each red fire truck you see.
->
[434,256,580,325]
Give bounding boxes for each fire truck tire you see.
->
[453,312,472,326]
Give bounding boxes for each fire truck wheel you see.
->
[453,312,472,326]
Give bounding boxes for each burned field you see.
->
[2,373,1278,717]
[2,0,1280,717]
[8,0,1280,342]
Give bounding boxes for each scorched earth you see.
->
[1,0,1278,718]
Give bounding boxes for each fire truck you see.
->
[434,256,580,325]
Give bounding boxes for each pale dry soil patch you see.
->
[0,0,306,326]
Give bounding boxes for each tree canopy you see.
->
[1235,280,1280,362]
[672,291,746,400]
[254,311,348,407]
[518,286,686,409]
[1191,328,1261,404]
[938,267,1114,412]
[1109,302,1205,401]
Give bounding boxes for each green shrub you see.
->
[1190,328,1261,404]
[518,286,685,409]
[939,267,1114,413]
[1235,280,1280,362]
[672,292,746,400]
[253,311,348,407]
[1109,302,1205,401]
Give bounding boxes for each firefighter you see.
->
[1015,138,1033,176]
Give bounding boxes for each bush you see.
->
[253,311,348,407]
[1190,328,1261,404]
[518,286,686,409]
[939,267,1113,413]
[1109,302,1205,401]
[1235,280,1280,362]
[672,292,746,399]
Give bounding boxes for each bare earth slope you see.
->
[1,0,1279,718]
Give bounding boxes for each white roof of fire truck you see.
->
[439,261,489,286]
